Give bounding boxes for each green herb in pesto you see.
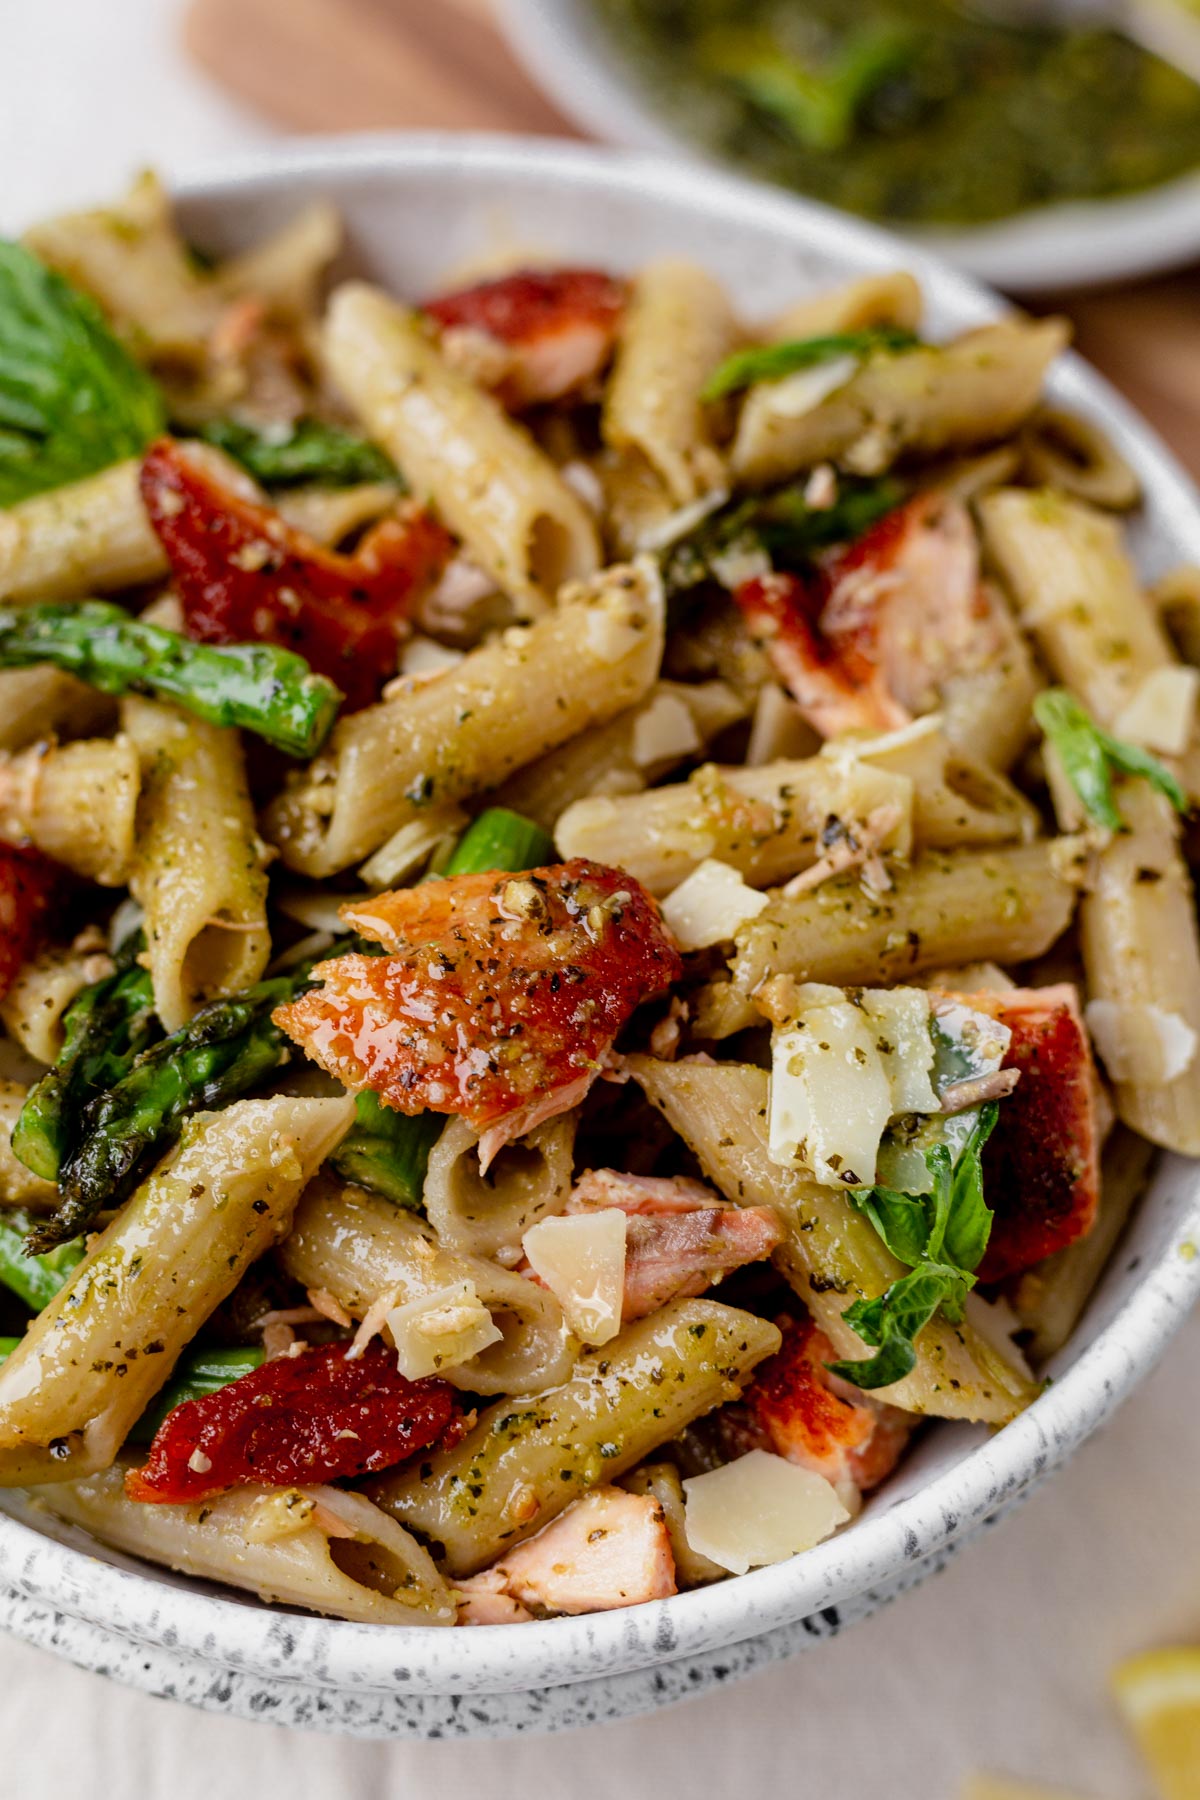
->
[1034,688,1188,832]
[701,327,918,401]
[828,1103,998,1391]
[196,416,401,489]
[663,471,902,599]
[593,0,1200,227]
[0,242,165,506]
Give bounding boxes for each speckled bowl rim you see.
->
[3,134,1200,1703]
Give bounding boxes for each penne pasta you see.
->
[732,318,1069,487]
[0,670,113,751]
[603,258,739,508]
[1018,406,1141,512]
[1077,784,1200,1155]
[422,1115,577,1261]
[0,1095,353,1486]
[123,697,270,1031]
[0,939,113,1065]
[0,735,140,885]
[280,1176,575,1395]
[265,558,665,877]
[555,751,915,896]
[727,839,1083,1009]
[492,678,746,832]
[33,1464,454,1625]
[0,459,165,604]
[764,271,923,342]
[0,178,1181,1628]
[25,171,224,360]
[627,1055,1037,1423]
[980,487,1178,729]
[830,719,1039,848]
[370,1297,781,1576]
[323,282,599,613]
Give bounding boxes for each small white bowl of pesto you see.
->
[498,0,1200,290]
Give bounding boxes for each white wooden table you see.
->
[1,6,1196,1793]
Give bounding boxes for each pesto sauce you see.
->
[592,0,1200,225]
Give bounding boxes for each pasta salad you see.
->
[0,172,1194,1627]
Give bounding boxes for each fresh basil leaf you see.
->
[661,473,902,601]
[1102,732,1189,814]
[921,1143,954,1265]
[701,327,920,402]
[700,25,920,155]
[755,475,904,567]
[828,1261,973,1390]
[847,1183,930,1268]
[1034,688,1187,830]
[943,1101,999,1274]
[196,416,401,489]
[0,242,166,506]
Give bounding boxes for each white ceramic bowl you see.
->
[3,133,1200,1740]
[498,0,1200,292]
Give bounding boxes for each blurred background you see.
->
[3,1,1200,1793]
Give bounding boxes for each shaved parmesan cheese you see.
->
[963,1292,1034,1381]
[708,540,772,591]
[1113,665,1199,757]
[861,987,939,1114]
[400,636,465,681]
[918,962,1016,995]
[682,1450,850,1575]
[631,690,701,771]
[1085,999,1198,1085]
[769,1000,893,1186]
[387,1280,502,1381]
[275,890,365,934]
[823,712,945,773]
[661,859,769,952]
[522,1210,626,1346]
[746,683,820,767]
[762,355,859,421]
[559,459,604,513]
[358,805,468,890]
[635,488,729,553]
[933,997,1012,1077]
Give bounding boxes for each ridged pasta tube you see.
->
[0,1094,353,1486]
[123,697,270,1031]
[370,1297,781,1575]
[0,736,139,885]
[422,1114,577,1259]
[266,559,665,877]
[280,1177,576,1395]
[729,840,1082,1002]
[732,319,1068,487]
[323,282,599,613]
[33,1466,454,1625]
[628,1056,1038,1425]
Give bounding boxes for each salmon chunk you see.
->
[743,1315,912,1500]
[463,1487,676,1618]
[732,493,1000,739]
[940,983,1101,1282]
[424,269,626,409]
[274,861,681,1166]
[566,1169,784,1319]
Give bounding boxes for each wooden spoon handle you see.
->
[184,0,584,136]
